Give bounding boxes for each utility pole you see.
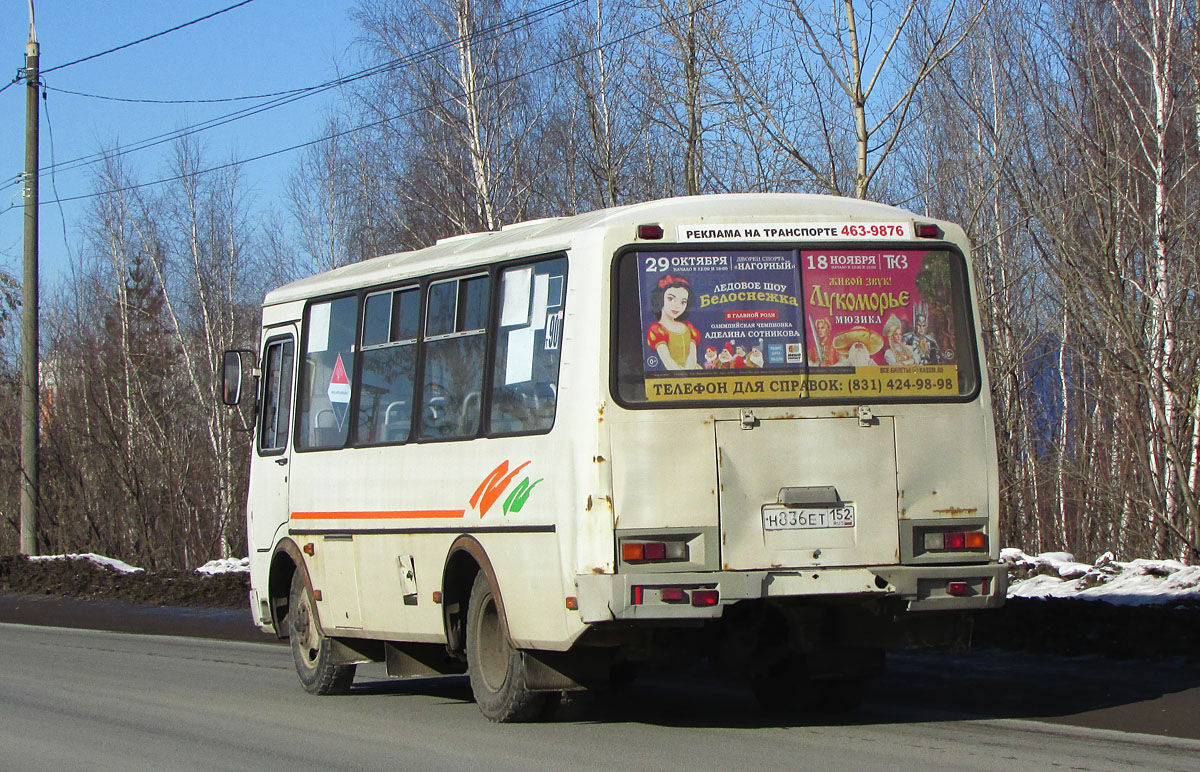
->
[19,5,40,556]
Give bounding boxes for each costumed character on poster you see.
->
[801,249,960,396]
[638,251,807,400]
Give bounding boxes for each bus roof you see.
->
[263,193,942,306]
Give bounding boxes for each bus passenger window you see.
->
[297,296,357,450]
[259,337,294,453]
[419,274,490,440]
[356,287,419,445]
[489,256,567,435]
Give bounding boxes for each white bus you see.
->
[223,193,1005,721]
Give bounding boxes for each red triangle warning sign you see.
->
[327,353,351,406]
[330,354,349,385]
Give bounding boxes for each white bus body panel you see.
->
[243,194,1003,653]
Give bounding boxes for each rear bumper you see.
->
[575,562,1007,623]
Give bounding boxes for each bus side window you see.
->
[489,256,567,435]
[259,337,294,453]
[418,274,490,440]
[355,287,419,445]
[296,296,357,450]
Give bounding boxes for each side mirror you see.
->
[221,350,246,406]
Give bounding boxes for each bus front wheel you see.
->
[466,571,546,722]
[289,571,356,695]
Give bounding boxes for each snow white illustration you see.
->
[646,275,701,370]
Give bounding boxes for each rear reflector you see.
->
[691,590,719,607]
[947,581,970,597]
[631,586,644,605]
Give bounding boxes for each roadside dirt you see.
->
[1,553,1198,658]
[0,554,248,608]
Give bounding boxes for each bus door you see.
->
[715,413,899,571]
[248,327,297,553]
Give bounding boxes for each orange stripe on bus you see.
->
[290,510,466,520]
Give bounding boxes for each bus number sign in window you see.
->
[627,248,973,403]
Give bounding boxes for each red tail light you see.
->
[947,581,970,597]
[923,530,987,552]
[691,590,719,607]
[621,541,688,563]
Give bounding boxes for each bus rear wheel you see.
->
[466,571,546,722]
[289,571,356,695]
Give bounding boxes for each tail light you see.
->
[621,541,688,563]
[923,530,987,552]
[630,585,719,607]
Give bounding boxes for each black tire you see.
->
[750,658,817,713]
[289,570,356,695]
[813,676,870,713]
[750,660,873,715]
[466,571,546,722]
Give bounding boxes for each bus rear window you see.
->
[613,247,978,405]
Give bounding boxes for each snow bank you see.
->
[1001,548,1200,606]
[27,553,144,574]
[26,553,250,576]
[194,557,250,575]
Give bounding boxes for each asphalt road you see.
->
[1,620,1197,772]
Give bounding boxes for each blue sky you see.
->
[0,1,360,284]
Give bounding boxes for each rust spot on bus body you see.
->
[594,455,606,463]
[933,507,978,516]
[586,495,593,512]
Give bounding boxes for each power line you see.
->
[41,83,76,266]
[40,0,259,75]
[42,83,313,105]
[36,0,586,177]
[37,0,733,207]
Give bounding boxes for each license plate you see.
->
[761,504,856,531]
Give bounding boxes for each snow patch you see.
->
[194,557,250,575]
[28,553,144,574]
[1002,549,1200,606]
